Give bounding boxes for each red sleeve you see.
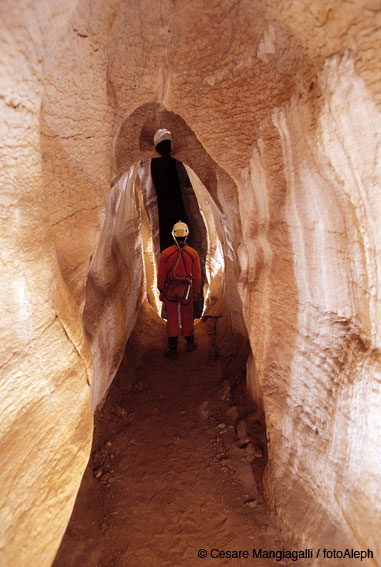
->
[157,251,167,291]
[192,251,201,294]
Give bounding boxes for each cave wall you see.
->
[1,0,380,565]
[0,2,96,565]
[269,56,381,554]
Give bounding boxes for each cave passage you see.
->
[62,127,278,566]
[53,320,288,567]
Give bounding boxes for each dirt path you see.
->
[53,322,292,567]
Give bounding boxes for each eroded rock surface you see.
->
[0,1,380,565]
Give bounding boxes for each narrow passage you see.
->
[54,321,292,567]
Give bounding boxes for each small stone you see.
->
[236,420,248,442]
[245,500,257,508]
[226,405,239,420]
[219,389,230,400]
[106,441,112,447]
[95,469,103,479]
[217,422,226,429]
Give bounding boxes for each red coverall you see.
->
[158,243,201,337]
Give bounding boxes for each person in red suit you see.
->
[158,221,201,360]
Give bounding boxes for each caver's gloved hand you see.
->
[159,291,165,301]
[192,292,198,302]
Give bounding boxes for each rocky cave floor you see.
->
[53,319,296,567]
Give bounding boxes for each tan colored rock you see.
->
[0,0,380,565]
[266,54,381,555]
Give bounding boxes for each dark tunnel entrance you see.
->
[150,131,208,318]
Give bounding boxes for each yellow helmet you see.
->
[172,220,189,238]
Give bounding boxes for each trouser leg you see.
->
[165,300,180,337]
[180,302,194,337]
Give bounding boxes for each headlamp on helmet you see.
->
[172,221,189,238]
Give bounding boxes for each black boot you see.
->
[185,335,197,352]
[165,336,178,360]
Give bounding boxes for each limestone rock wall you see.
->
[1,1,380,565]
[268,56,381,554]
[83,165,144,410]
[0,3,96,566]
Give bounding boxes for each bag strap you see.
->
[179,248,192,280]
